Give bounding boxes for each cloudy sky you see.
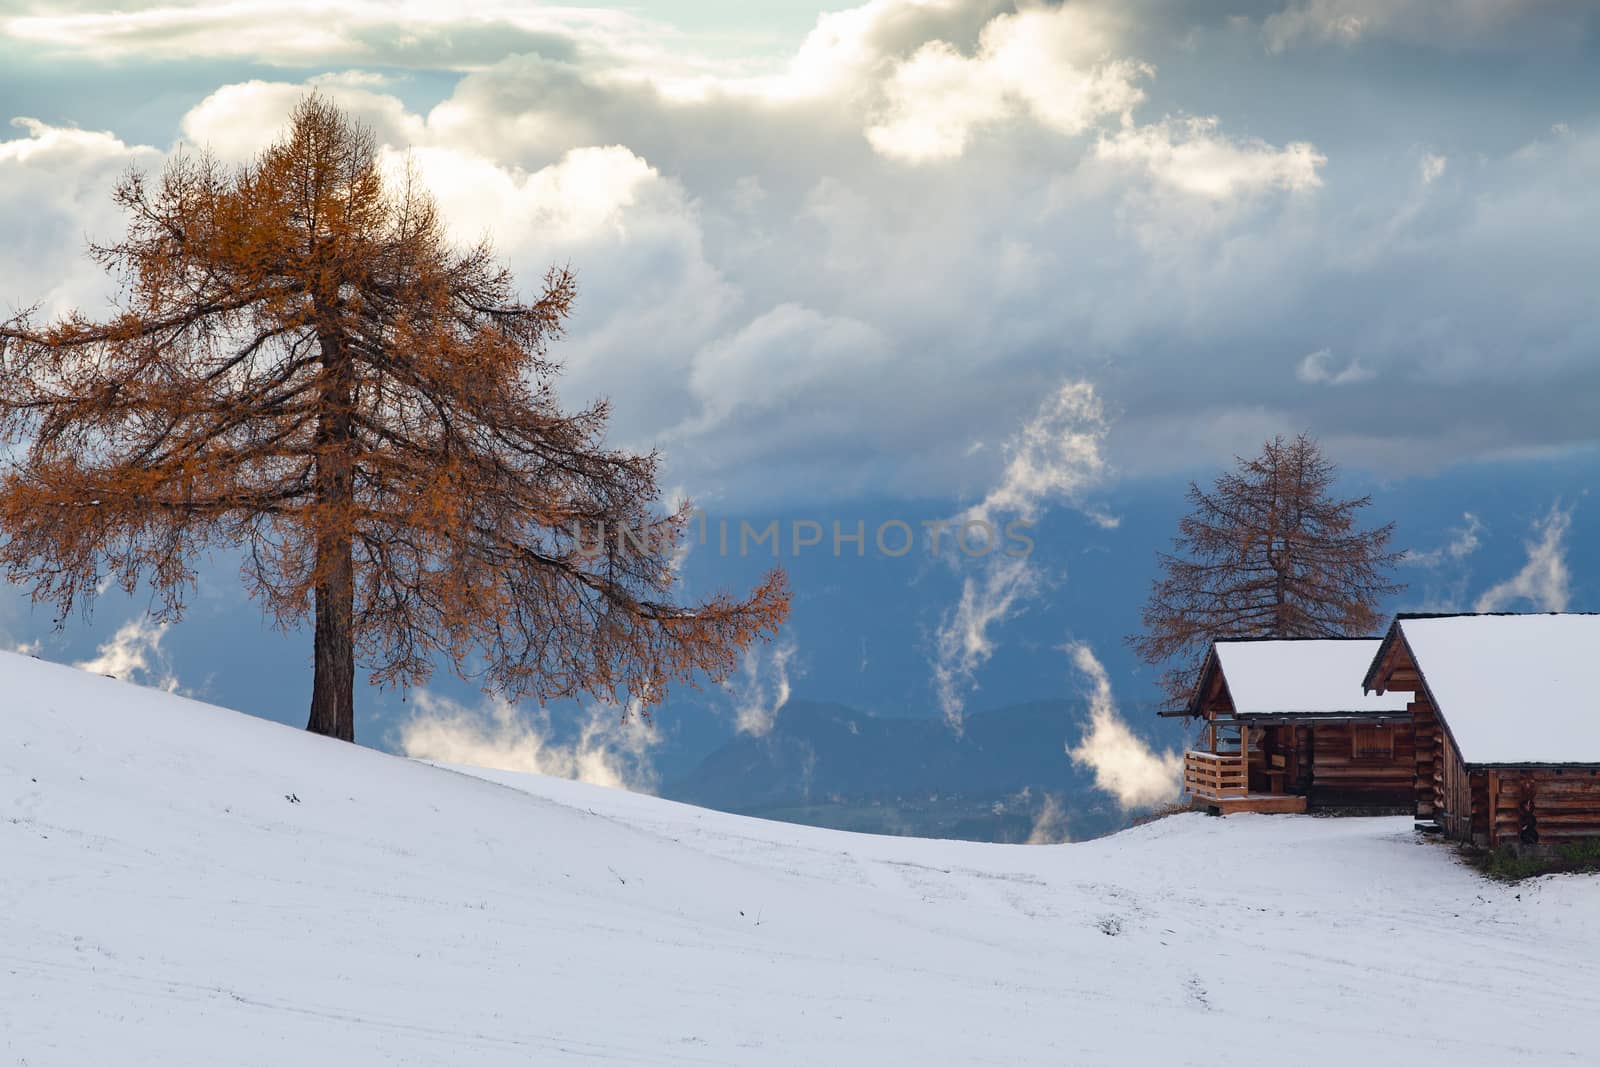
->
[2,0,1598,798]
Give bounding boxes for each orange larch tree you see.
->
[0,97,788,742]
[1129,433,1402,708]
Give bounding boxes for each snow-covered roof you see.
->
[1390,614,1600,764]
[1213,639,1411,716]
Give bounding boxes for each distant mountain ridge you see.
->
[661,699,1129,842]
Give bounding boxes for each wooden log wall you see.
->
[1435,727,1474,843]
[1241,721,1416,807]
[1409,697,1438,821]
[1484,768,1600,848]
[1306,721,1416,808]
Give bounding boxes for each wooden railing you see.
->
[1185,750,1247,800]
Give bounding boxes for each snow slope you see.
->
[4,650,1598,1066]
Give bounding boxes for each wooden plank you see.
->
[1212,794,1308,815]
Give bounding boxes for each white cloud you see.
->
[397,691,659,792]
[182,78,426,163]
[932,555,1036,733]
[725,633,798,736]
[965,380,1111,526]
[0,118,157,316]
[1025,792,1071,845]
[1264,0,1390,49]
[1,1,678,72]
[0,116,138,169]
[866,40,1008,162]
[931,379,1112,732]
[1404,511,1485,568]
[1064,642,1183,811]
[1094,116,1325,200]
[383,143,661,248]
[1297,348,1374,386]
[773,0,1014,101]
[1263,0,1550,51]
[0,0,1026,109]
[679,303,890,431]
[865,6,1149,163]
[75,616,179,692]
[1420,152,1448,184]
[1474,502,1572,612]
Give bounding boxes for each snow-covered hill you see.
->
[4,651,1598,1065]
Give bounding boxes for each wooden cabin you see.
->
[1181,638,1415,814]
[1364,613,1600,849]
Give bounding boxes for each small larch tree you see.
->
[1130,433,1403,707]
[0,97,788,742]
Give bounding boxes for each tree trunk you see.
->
[306,536,355,740]
[306,320,357,742]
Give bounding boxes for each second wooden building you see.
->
[1183,638,1416,813]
